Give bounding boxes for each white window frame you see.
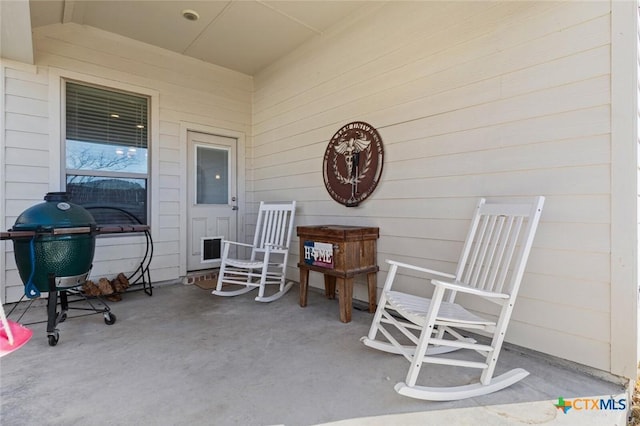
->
[48,69,159,238]
[64,80,150,224]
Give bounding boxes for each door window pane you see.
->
[196,146,228,204]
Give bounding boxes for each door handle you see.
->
[231,205,238,211]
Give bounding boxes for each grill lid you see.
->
[12,192,96,232]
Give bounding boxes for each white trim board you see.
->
[610,0,639,379]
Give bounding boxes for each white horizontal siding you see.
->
[508,320,610,370]
[254,3,609,139]
[252,1,614,370]
[2,66,52,251]
[34,26,251,98]
[1,22,252,302]
[90,235,150,278]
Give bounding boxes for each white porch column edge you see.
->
[610,0,639,379]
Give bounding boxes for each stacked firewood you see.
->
[81,273,130,301]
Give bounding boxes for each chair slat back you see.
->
[253,201,297,250]
[456,197,544,296]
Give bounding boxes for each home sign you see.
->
[303,241,334,269]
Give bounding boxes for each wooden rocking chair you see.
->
[212,201,296,302]
[361,196,544,401]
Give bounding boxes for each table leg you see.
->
[337,277,354,323]
[299,267,310,307]
[324,275,336,299]
[367,272,377,313]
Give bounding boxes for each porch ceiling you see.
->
[22,0,370,75]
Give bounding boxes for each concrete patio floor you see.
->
[0,282,628,425]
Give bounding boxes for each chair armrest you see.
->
[431,279,509,299]
[222,240,254,248]
[386,259,456,280]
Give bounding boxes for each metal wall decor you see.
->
[323,121,384,207]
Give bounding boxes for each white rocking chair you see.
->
[212,201,296,302]
[361,196,544,401]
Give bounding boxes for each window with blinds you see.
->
[64,81,150,225]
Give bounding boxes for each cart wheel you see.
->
[59,312,67,323]
[48,333,59,346]
[104,313,116,325]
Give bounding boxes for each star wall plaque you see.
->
[323,121,384,207]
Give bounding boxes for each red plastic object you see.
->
[0,319,33,357]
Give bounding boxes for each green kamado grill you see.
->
[12,192,97,296]
[8,192,116,346]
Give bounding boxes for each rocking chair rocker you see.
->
[361,196,544,401]
[213,201,296,302]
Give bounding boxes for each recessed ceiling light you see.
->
[182,9,199,21]
[110,114,119,118]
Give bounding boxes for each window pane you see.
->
[66,139,148,174]
[196,146,228,204]
[66,175,147,224]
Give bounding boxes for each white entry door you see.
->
[187,131,238,271]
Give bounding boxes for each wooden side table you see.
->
[297,225,379,323]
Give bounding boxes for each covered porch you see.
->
[1,1,639,424]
